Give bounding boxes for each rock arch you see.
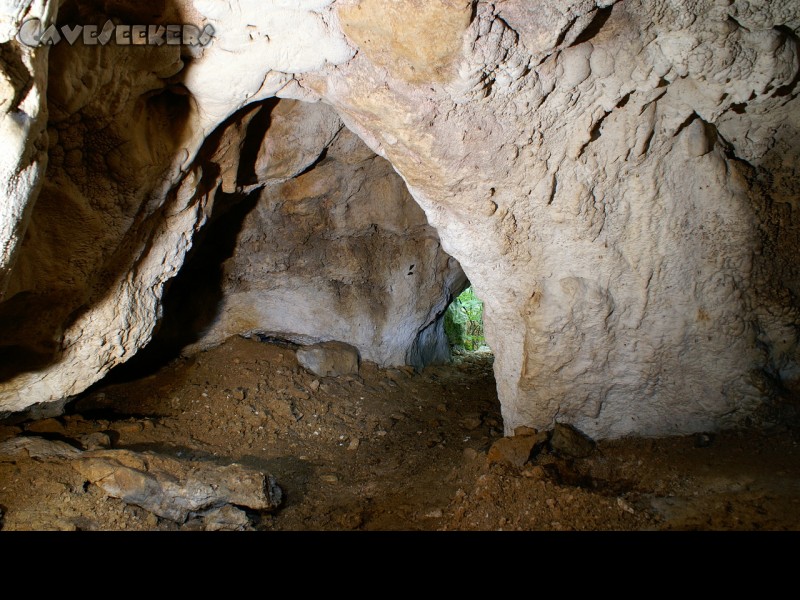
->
[1,0,799,439]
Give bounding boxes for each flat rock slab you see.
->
[296,341,360,378]
[72,449,283,523]
[0,436,82,460]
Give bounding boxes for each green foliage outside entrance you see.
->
[444,286,486,352]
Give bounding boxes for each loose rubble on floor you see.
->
[0,337,798,531]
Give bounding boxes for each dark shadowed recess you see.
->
[101,99,280,384]
[0,0,197,385]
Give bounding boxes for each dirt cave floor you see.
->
[1,335,799,531]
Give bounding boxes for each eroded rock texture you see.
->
[1,0,799,439]
[180,105,464,368]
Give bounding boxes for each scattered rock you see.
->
[460,415,482,430]
[424,508,443,519]
[617,497,635,514]
[347,438,360,451]
[463,447,478,461]
[202,505,253,532]
[522,465,546,481]
[550,423,596,458]
[296,341,360,378]
[25,418,65,434]
[73,449,282,523]
[320,474,339,483]
[487,428,550,468]
[694,433,715,448]
[0,436,81,460]
[488,436,533,468]
[113,420,145,435]
[309,379,321,392]
[78,432,112,451]
[513,426,537,437]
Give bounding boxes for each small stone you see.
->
[694,432,715,448]
[522,465,546,480]
[113,421,144,434]
[309,380,321,392]
[296,341,360,377]
[513,426,537,437]
[463,447,478,461]
[460,416,482,430]
[320,474,339,483]
[78,432,112,451]
[26,418,65,434]
[424,508,443,518]
[617,497,635,514]
[486,430,548,468]
[550,423,596,458]
[0,436,81,460]
[347,438,361,451]
[202,505,253,532]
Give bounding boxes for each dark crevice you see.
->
[74,99,289,387]
[569,5,613,47]
[673,111,701,138]
[547,174,558,206]
[773,26,800,98]
[295,146,328,179]
[728,15,749,33]
[101,187,263,384]
[554,15,579,48]
[578,108,615,157]
[237,98,279,187]
[641,127,656,156]
[252,334,301,350]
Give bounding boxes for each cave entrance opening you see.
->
[444,285,492,357]
[73,97,498,432]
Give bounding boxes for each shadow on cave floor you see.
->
[2,333,800,531]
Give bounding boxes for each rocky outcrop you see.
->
[1,0,799,439]
[317,0,800,437]
[0,0,54,299]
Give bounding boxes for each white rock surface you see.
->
[0,0,55,299]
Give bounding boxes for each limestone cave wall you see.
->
[0,0,799,439]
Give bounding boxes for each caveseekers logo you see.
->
[18,18,216,47]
